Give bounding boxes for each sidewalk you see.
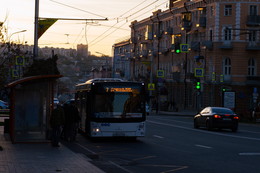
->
[0,122,104,173]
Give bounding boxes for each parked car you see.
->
[0,100,9,109]
[194,107,239,132]
[53,98,60,105]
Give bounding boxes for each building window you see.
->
[223,58,231,75]
[210,6,214,17]
[209,30,213,41]
[249,5,257,16]
[249,30,257,42]
[224,5,232,16]
[248,58,256,76]
[224,27,232,40]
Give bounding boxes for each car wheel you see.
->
[194,119,199,129]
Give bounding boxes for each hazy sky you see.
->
[0,0,169,56]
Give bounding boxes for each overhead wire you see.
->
[49,0,107,19]
[88,0,164,46]
[89,0,168,47]
[48,0,168,49]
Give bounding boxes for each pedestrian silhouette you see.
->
[50,104,65,147]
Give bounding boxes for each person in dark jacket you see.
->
[63,101,80,142]
[50,104,65,147]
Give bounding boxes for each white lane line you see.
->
[195,144,212,149]
[239,153,260,156]
[153,135,164,139]
[75,143,97,155]
[147,120,260,141]
[109,161,133,173]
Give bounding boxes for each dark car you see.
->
[194,107,239,132]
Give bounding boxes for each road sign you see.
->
[194,68,204,77]
[16,56,24,65]
[180,44,189,53]
[157,70,164,78]
[148,83,155,90]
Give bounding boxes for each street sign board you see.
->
[16,56,24,65]
[148,83,155,90]
[180,44,189,53]
[157,70,164,78]
[223,91,235,109]
[194,68,204,77]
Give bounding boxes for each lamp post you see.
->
[8,30,27,42]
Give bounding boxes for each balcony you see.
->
[190,41,200,51]
[246,41,260,50]
[246,76,260,85]
[247,15,260,26]
[222,75,232,83]
[219,41,233,49]
[201,40,213,50]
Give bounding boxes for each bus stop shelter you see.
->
[6,75,62,143]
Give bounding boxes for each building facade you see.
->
[113,0,260,119]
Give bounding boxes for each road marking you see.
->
[195,144,212,149]
[147,120,260,141]
[239,153,260,156]
[153,135,164,139]
[133,155,156,161]
[109,161,133,173]
[75,143,97,155]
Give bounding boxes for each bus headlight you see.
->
[93,128,100,132]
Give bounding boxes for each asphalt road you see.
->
[63,114,260,173]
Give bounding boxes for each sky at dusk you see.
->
[0,0,169,56]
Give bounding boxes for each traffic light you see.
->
[196,81,201,90]
[174,43,180,54]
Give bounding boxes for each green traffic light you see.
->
[196,82,201,89]
[175,49,180,53]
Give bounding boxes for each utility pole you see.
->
[34,0,39,59]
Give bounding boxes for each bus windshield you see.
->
[94,91,145,119]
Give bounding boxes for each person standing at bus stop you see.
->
[63,101,80,142]
[50,103,65,147]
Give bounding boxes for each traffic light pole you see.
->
[184,30,188,109]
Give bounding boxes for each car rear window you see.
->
[212,108,233,114]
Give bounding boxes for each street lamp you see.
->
[8,30,27,42]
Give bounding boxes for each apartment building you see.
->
[113,0,260,118]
